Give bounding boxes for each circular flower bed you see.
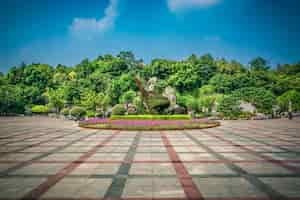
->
[79,118,220,130]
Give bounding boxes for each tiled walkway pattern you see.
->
[0,117,300,200]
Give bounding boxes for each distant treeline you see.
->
[0,51,299,117]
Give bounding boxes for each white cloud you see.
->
[167,0,220,12]
[70,0,119,35]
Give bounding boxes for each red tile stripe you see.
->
[161,131,204,200]
[20,131,120,200]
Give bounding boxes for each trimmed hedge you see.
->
[79,120,220,131]
[31,105,49,114]
[110,114,191,120]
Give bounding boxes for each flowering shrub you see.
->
[110,114,191,120]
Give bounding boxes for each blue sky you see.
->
[1,0,300,72]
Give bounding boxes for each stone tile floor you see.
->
[0,116,300,200]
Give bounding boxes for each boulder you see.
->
[239,101,256,113]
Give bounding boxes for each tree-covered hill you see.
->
[1,51,300,118]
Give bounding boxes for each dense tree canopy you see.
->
[0,51,299,117]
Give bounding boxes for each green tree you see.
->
[233,87,276,114]
[44,88,65,113]
[218,95,241,119]
[276,62,300,75]
[209,73,232,93]
[0,72,7,85]
[6,66,25,85]
[277,90,300,112]
[198,85,215,96]
[0,85,25,114]
[99,58,129,76]
[209,73,256,93]
[23,64,54,89]
[62,80,82,106]
[150,59,174,80]
[22,86,46,105]
[168,62,200,92]
[88,70,110,93]
[249,57,269,71]
[81,91,104,111]
[53,72,68,85]
[216,58,245,74]
[75,59,94,79]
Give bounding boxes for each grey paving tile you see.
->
[0,177,47,198]
[184,163,236,175]
[193,177,267,198]
[10,163,68,175]
[41,178,112,198]
[259,177,300,197]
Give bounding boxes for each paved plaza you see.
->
[0,116,300,200]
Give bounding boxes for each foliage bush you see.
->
[110,114,191,120]
[31,105,49,114]
[60,108,70,116]
[239,112,255,120]
[70,106,86,120]
[111,104,126,115]
[147,95,170,114]
[176,94,198,112]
